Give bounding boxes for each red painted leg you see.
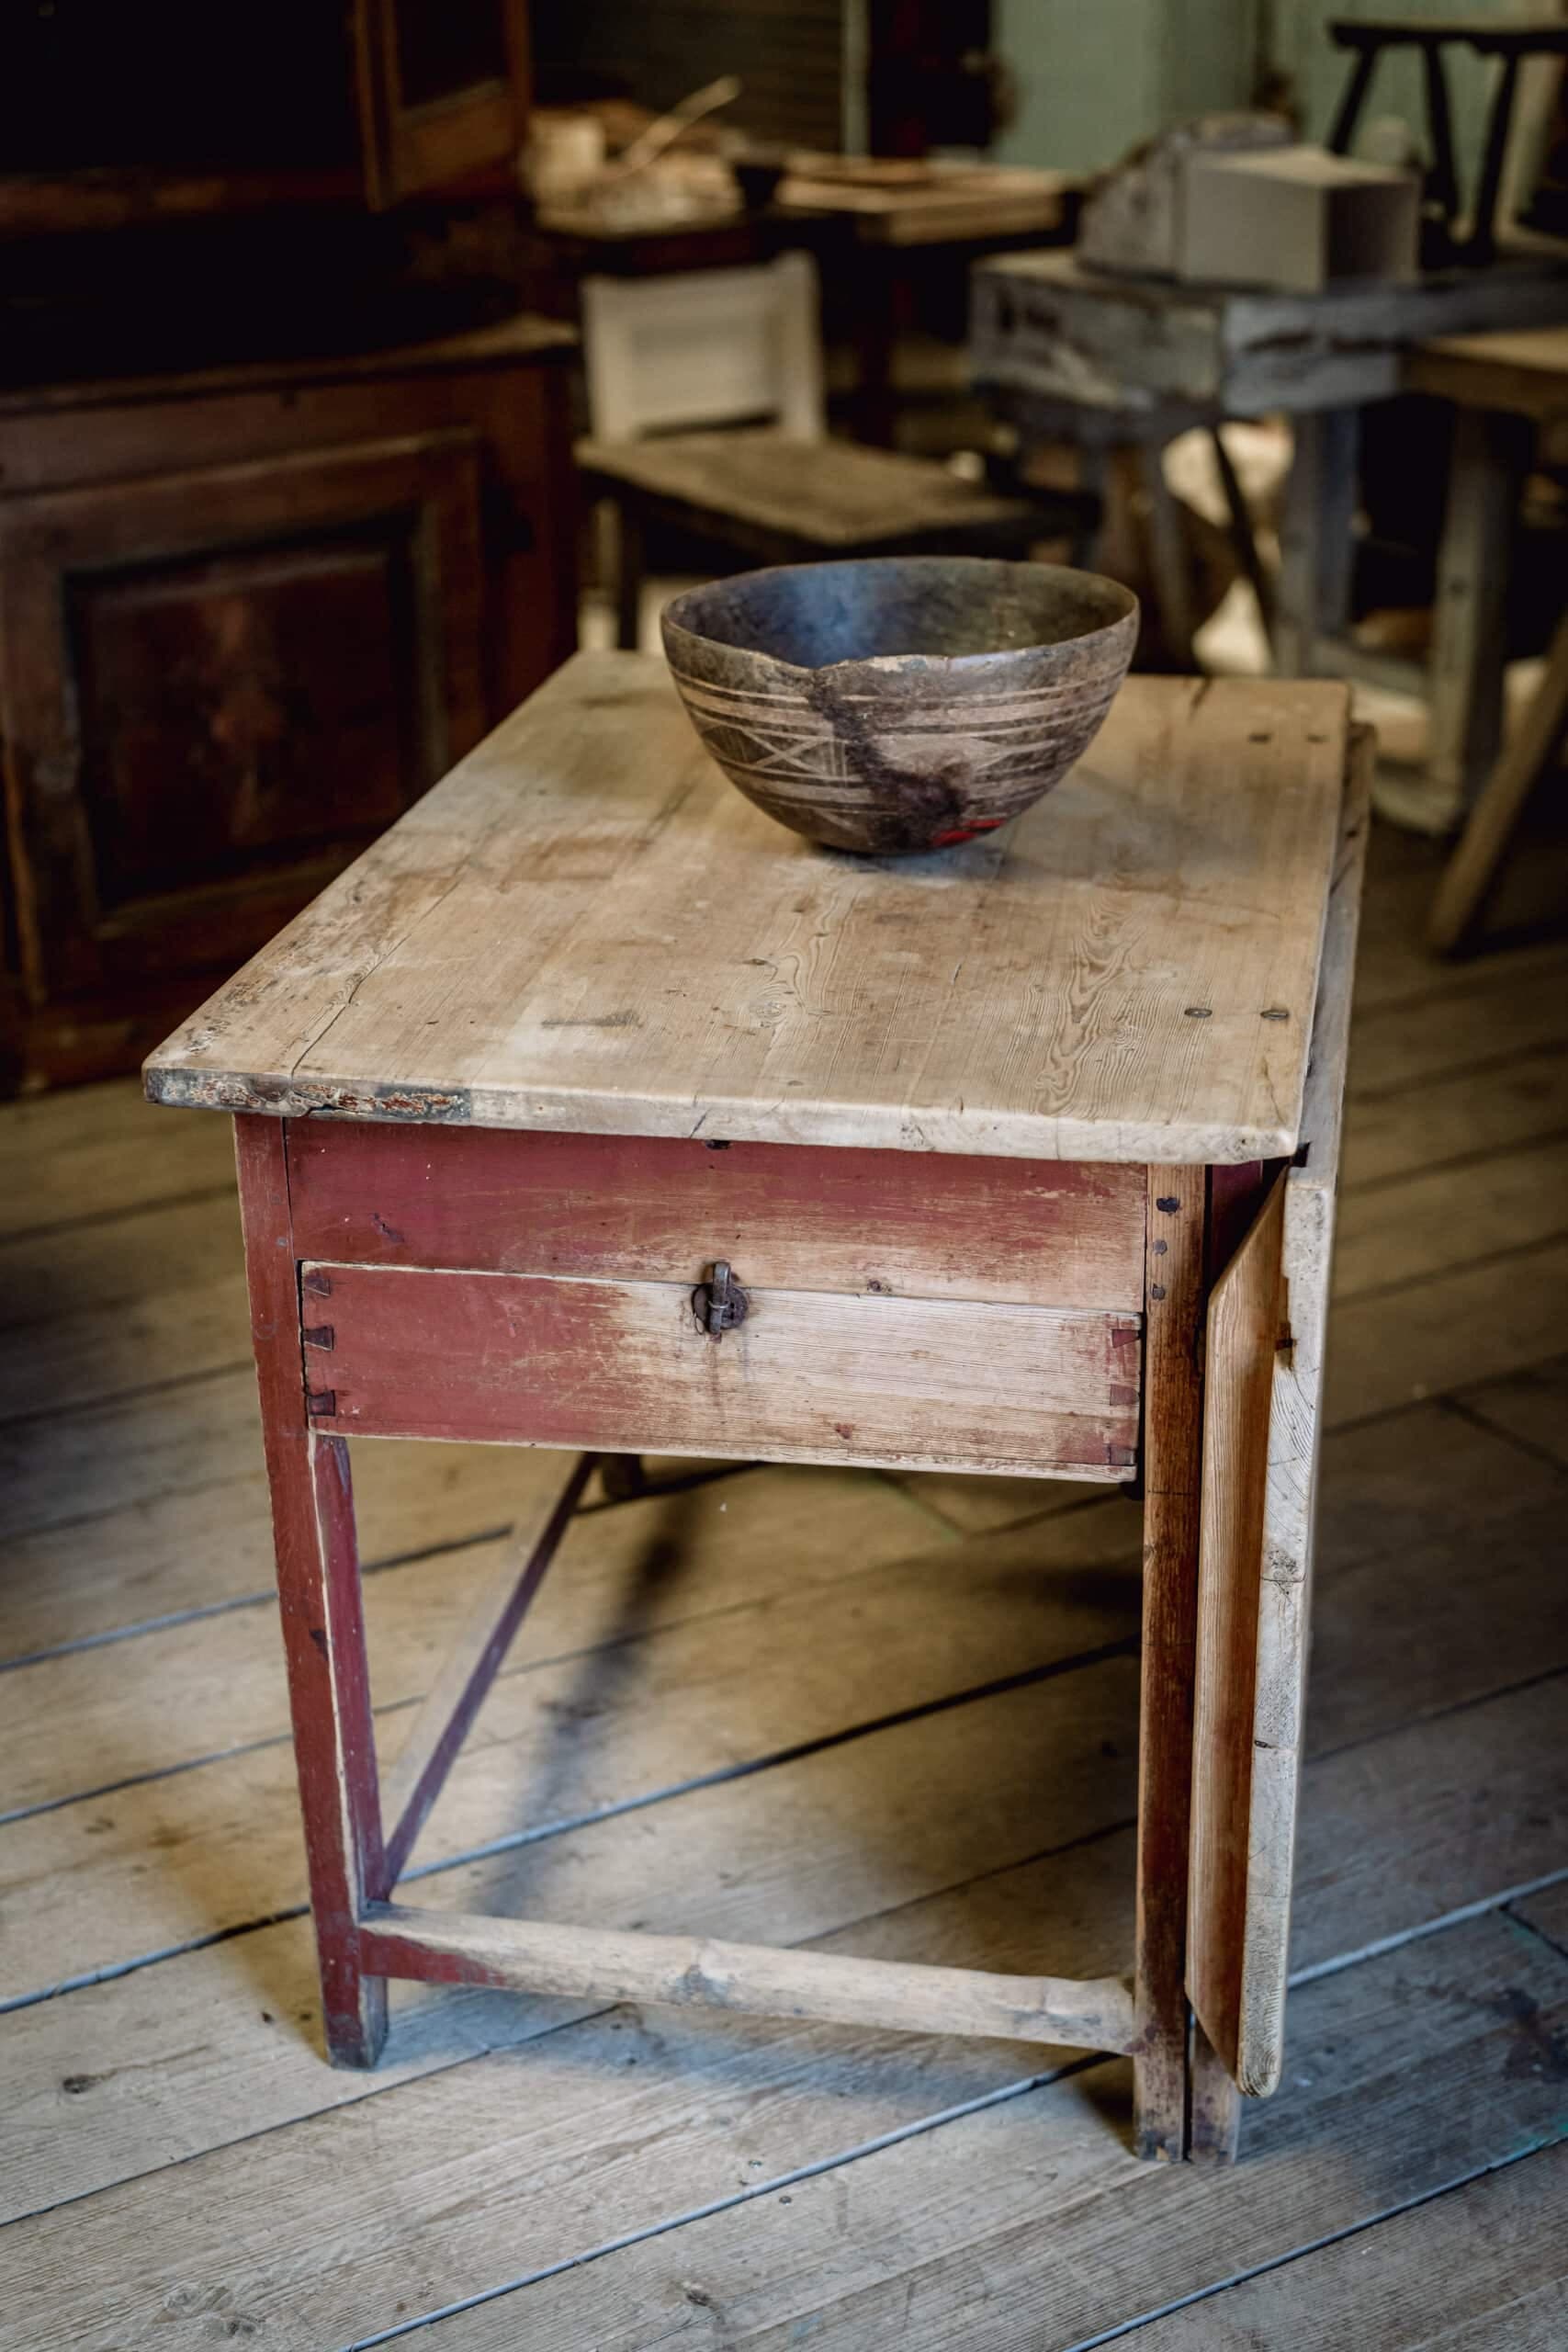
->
[235,1115,389,2068]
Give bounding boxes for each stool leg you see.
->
[1133,1165,1208,2159]
[235,1115,389,2068]
[1326,46,1377,155]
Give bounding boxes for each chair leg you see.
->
[616,503,648,652]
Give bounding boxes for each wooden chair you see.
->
[576,252,1083,650]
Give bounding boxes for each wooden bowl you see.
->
[662,555,1139,855]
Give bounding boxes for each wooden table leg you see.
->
[1189,2018,1242,2165]
[1276,408,1359,679]
[1426,404,1532,832]
[1134,1164,1207,2159]
[1185,1156,1267,2163]
[235,1116,390,2068]
[1141,442,1199,674]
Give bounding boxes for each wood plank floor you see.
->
[2,819,1566,2351]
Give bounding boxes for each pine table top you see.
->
[145,652,1351,1165]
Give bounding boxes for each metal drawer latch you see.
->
[693,1261,750,1340]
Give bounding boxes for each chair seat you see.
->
[576,427,1044,552]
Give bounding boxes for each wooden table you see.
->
[972,245,1568,680]
[145,653,1369,2165]
[1404,327,1568,939]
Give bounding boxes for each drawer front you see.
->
[301,1261,1142,1481]
[285,1123,1146,1313]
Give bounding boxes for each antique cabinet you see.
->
[0,321,577,1090]
[0,0,530,223]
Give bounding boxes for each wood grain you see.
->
[1190,1176,1288,2090]
[285,1120,1147,1310]
[1132,1162,1206,2161]
[576,428,1039,548]
[7,1908,1560,2352]
[144,661,1350,1167]
[359,1902,1138,2055]
[1190,729,1371,2098]
[303,1261,1142,1479]
[394,1917,1568,2352]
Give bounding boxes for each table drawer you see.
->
[285,1123,1146,1314]
[301,1261,1142,1480]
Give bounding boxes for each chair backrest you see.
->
[581,252,826,444]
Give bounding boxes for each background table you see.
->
[146,654,1368,2166]
[539,164,1078,447]
[972,245,1568,681]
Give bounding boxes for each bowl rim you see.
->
[660,555,1140,682]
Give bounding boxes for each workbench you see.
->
[972,244,1568,688]
[146,652,1369,2165]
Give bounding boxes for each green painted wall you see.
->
[1269,0,1513,177]
[991,0,1523,187]
[993,0,1258,172]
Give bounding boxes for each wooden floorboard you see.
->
[31,1912,1544,2352]
[3,814,1566,2349]
[1122,2143,1568,2349]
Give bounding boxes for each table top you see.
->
[972,247,1568,419]
[1404,324,1568,418]
[145,654,1350,1166]
[778,164,1076,246]
[539,164,1075,254]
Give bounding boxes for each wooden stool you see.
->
[1327,15,1568,264]
[146,658,1369,2165]
[576,255,1085,649]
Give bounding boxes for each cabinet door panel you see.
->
[353,0,530,208]
[0,429,483,1001]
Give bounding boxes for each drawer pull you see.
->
[693,1260,750,1340]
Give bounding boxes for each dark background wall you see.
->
[529,0,847,152]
